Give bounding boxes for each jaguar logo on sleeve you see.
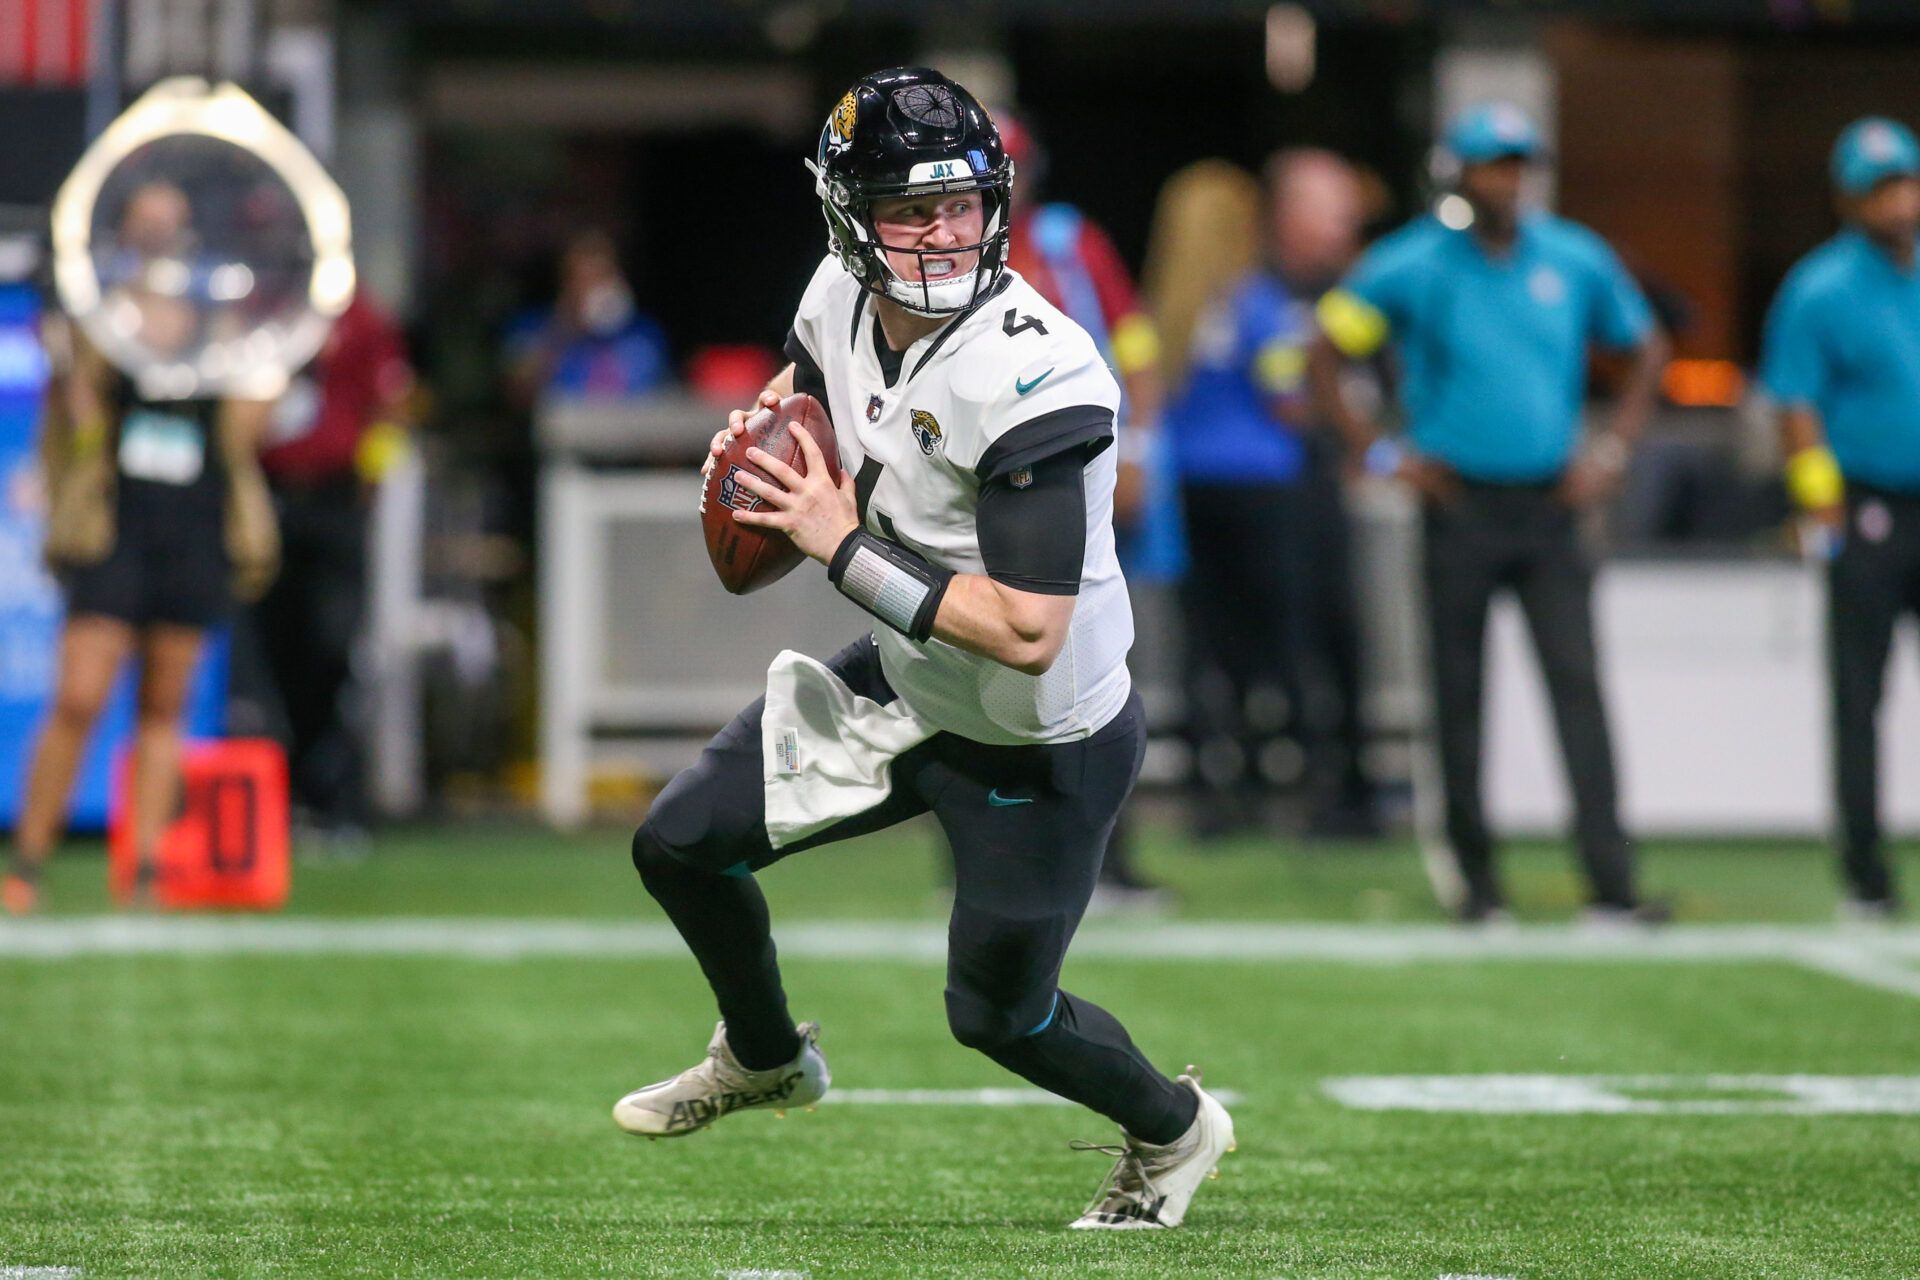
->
[909,409,944,456]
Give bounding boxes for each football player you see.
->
[614,67,1233,1230]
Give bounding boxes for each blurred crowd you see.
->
[3,172,414,913]
[8,97,1918,928]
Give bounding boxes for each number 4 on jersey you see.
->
[1002,309,1048,338]
[854,456,900,541]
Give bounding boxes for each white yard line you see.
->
[1790,944,1920,1000]
[1323,1074,1920,1115]
[1,917,1917,959]
[822,1087,1243,1107]
[2,918,1919,1000]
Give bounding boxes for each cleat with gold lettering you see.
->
[613,1021,829,1139]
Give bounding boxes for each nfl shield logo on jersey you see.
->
[1010,467,1034,489]
[867,394,884,422]
[910,408,944,456]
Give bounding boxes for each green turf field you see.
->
[4,826,1919,1278]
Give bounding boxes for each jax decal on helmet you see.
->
[804,66,1014,317]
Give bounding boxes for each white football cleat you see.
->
[1068,1070,1235,1230]
[613,1021,829,1139]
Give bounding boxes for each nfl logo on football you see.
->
[717,464,761,512]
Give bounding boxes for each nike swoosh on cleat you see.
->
[1015,368,1055,395]
[987,789,1034,807]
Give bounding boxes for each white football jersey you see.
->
[787,256,1132,745]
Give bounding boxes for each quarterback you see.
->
[614,67,1233,1229]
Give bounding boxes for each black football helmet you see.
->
[806,67,1014,317]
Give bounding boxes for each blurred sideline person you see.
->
[1143,161,1264,394]
[4,188,279,915]
[1140,160,1272,836]
[994,108,1178,908]
[1760,117,1920,920]
[1164,151,1377,839]
[250,288,414,850]
[504,229,671,403]
[1309,104,1670,924]
[1278,152,1386,838]
[617,68,1234,1231]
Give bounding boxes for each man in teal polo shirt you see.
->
[1309,102,1669,923]
[1760,116,1920,919]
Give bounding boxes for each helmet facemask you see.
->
[808,159,1013,317]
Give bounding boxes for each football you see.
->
[700,392,842,595]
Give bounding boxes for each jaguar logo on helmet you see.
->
[827,91,858,154]
[909,409,943,456]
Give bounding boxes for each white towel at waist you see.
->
[762,648,938,849]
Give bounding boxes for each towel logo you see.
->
[774,728,800,774]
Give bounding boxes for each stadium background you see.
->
[3,2,1920,1277]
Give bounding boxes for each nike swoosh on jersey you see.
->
[1014,368,1055,395]
[987,789,1035,807]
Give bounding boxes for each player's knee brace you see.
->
[630,754,725,882]
[943,983,1059,1053]
[629,823,680,887]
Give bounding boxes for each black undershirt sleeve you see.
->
[783,326,828,402]
[975,404,1114,483]
[976,446,1096,597]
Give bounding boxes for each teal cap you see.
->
[1445,102,1542,166]
[1832,117,1920,196]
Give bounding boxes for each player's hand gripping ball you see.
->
[701,393,843,594]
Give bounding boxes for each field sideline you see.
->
[4,826,1918,1278]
